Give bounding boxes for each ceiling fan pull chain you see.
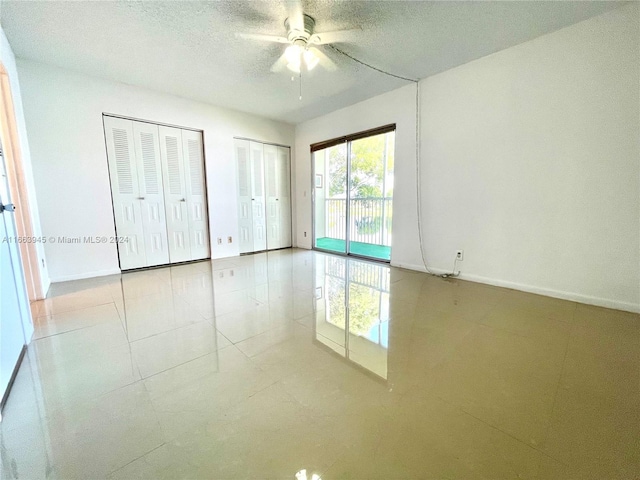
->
[299,71,303,100]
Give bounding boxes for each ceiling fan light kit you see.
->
[284,42,319,73]
[236,13,355,75]
[303,49,320,71]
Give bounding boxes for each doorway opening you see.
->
[312,125,395,262]
[0,62,44,301]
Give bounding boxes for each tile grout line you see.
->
[126,315,213,345]
[106,441,167,478]
[32,302,121,341]
[220,317,300,348]
[32,299,117,323]
[442,303,579,470]
[538,301,579,465]
[137,343,236,382]
[137,359,172,447]
[452,400,555,459]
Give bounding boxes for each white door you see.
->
[264,144,280,250]
[0,146,29,410]
[104,116,147,269]
[277,146,292,249]
[249,141,267,252]
[132,121,170,267]
[235,139,253,254]
[181,130,210,260]
[159,126,191,263]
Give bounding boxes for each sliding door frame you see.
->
[345,139,353,257]
[311,124,395,263]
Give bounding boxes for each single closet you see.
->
[104,115,210,270]
[235,139,292,254]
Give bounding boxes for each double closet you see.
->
[104,116,209,270]
[234,139,292,254]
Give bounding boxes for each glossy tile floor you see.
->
[1,249,638,479]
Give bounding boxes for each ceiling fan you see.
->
[236,12,359,74]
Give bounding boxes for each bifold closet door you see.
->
[159,126,192,263]
[235,139,253,254]
[106,117,209,269]
[236,140,292,254]
[181,130,210,260]
[235,139,267,253]
[132,121,170,266]
[104,116,147,269]
[276,146,292,249]
[249,141,267,252]
[263,144,289,250]
[264,145,292,250]
[264,144,279,249]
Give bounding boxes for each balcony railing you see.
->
[325,198,393,247]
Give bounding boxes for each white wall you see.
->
[295,4,639,312]
[17,59,295,282]
[0,28,49,297]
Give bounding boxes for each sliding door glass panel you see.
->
[348,132,394,261]
[314,143,347,254]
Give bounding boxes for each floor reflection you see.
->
[313,254,389,380]
[1,249,638,479]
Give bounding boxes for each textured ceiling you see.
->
[0,1,623,124]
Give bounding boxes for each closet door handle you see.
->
[180,198,186,202]
[137,197,145,200]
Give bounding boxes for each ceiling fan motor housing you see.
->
[285,14,316,44]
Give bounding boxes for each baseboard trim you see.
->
[49,268,121,283]
[0,345,27,421]
[390,261,640,314]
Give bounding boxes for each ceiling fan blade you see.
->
[270,52,289,73]
[309,29,361,45]
[309,47,337,72]
[235,33,289,44]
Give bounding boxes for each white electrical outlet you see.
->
[217,238,222,245]
[456,250,464,261]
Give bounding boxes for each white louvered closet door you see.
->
[159,126,192,263]
[235,139,253,254]
[249,141,267,252]
[264,144,280,250]
[277,146,292,249]
[104,116,147,269]
[181,130,210,260]
[132,121,170,266]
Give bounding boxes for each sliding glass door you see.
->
[314,143,347,254]
[313,127,395,261]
